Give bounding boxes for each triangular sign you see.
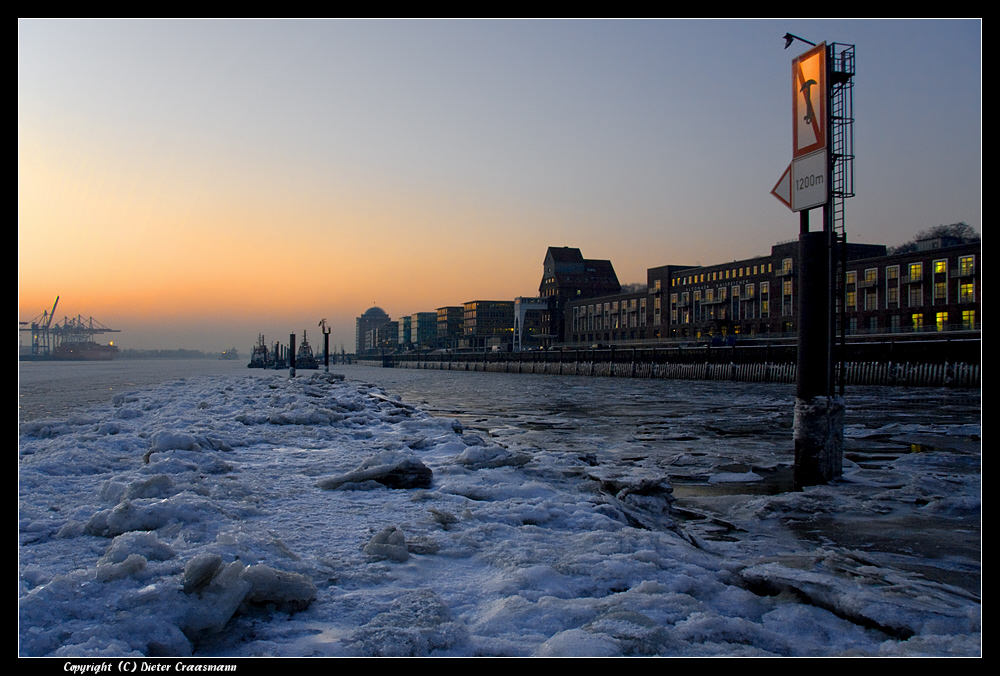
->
[771,163,792,211]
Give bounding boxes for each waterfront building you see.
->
[397,316,411,349]
[462,300,515,351]
[560,236,979,346]
[364,320,397,353]
[538,247,621,346]
[839,238,980,335]
[355,306,392,356]
[411,312,438,349]
[437,306,464,349]
[514,297,548,351]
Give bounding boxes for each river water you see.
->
[18,359,980,486]
[18,359,981,593]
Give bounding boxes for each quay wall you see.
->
[363,340,980,388]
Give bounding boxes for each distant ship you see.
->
[248,331,319,369]
[295,331,319,370]
[20,341,120,362]
[247,335,269,368]
[50,341,119,361]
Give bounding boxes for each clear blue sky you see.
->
[19,19,981,352]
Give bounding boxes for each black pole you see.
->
[796,224,830,402]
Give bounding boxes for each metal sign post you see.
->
[774,35,855,488]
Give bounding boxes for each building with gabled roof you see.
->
[538,247,621,346]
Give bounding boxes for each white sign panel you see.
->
[791,149,828,212]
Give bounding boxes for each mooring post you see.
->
[793,210,844,487]
[320,319,331,373]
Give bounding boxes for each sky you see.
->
[18,19,981,353]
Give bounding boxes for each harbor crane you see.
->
[19,296,121,360]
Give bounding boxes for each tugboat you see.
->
[295,330,319,369]
[247,335,269,368]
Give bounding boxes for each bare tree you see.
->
[619,282,648,294]
[889,222,980,254]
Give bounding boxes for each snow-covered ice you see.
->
[18,369,980,657]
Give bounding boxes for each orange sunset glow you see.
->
[19,20,980,353]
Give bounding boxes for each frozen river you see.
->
[19,360,981,593]
[345,366,983,592]
[18,360,981,655]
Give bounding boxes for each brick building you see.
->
[538,247,621,346]
[561,237,980,345]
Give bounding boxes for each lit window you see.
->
[908,262,923,282]
[936,312,948,331]
[912,314,924,330]
[959,256,975,275]
[960,282,975,303]
[962,310,976,329]
[934,260,947,274]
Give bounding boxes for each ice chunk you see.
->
[241,564,317,610]
[317,453,432,490]
[363,526,410,562]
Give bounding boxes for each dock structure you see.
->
[19,297,121,361]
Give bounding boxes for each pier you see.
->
[366,337,980,388]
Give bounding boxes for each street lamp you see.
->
[783,33,816,49]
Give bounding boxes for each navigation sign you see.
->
[772,149,829,213]
[771,162,792,210]
[791,149,828,211]
[792,42,826,159]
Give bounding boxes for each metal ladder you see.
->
[829,43,856,394]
